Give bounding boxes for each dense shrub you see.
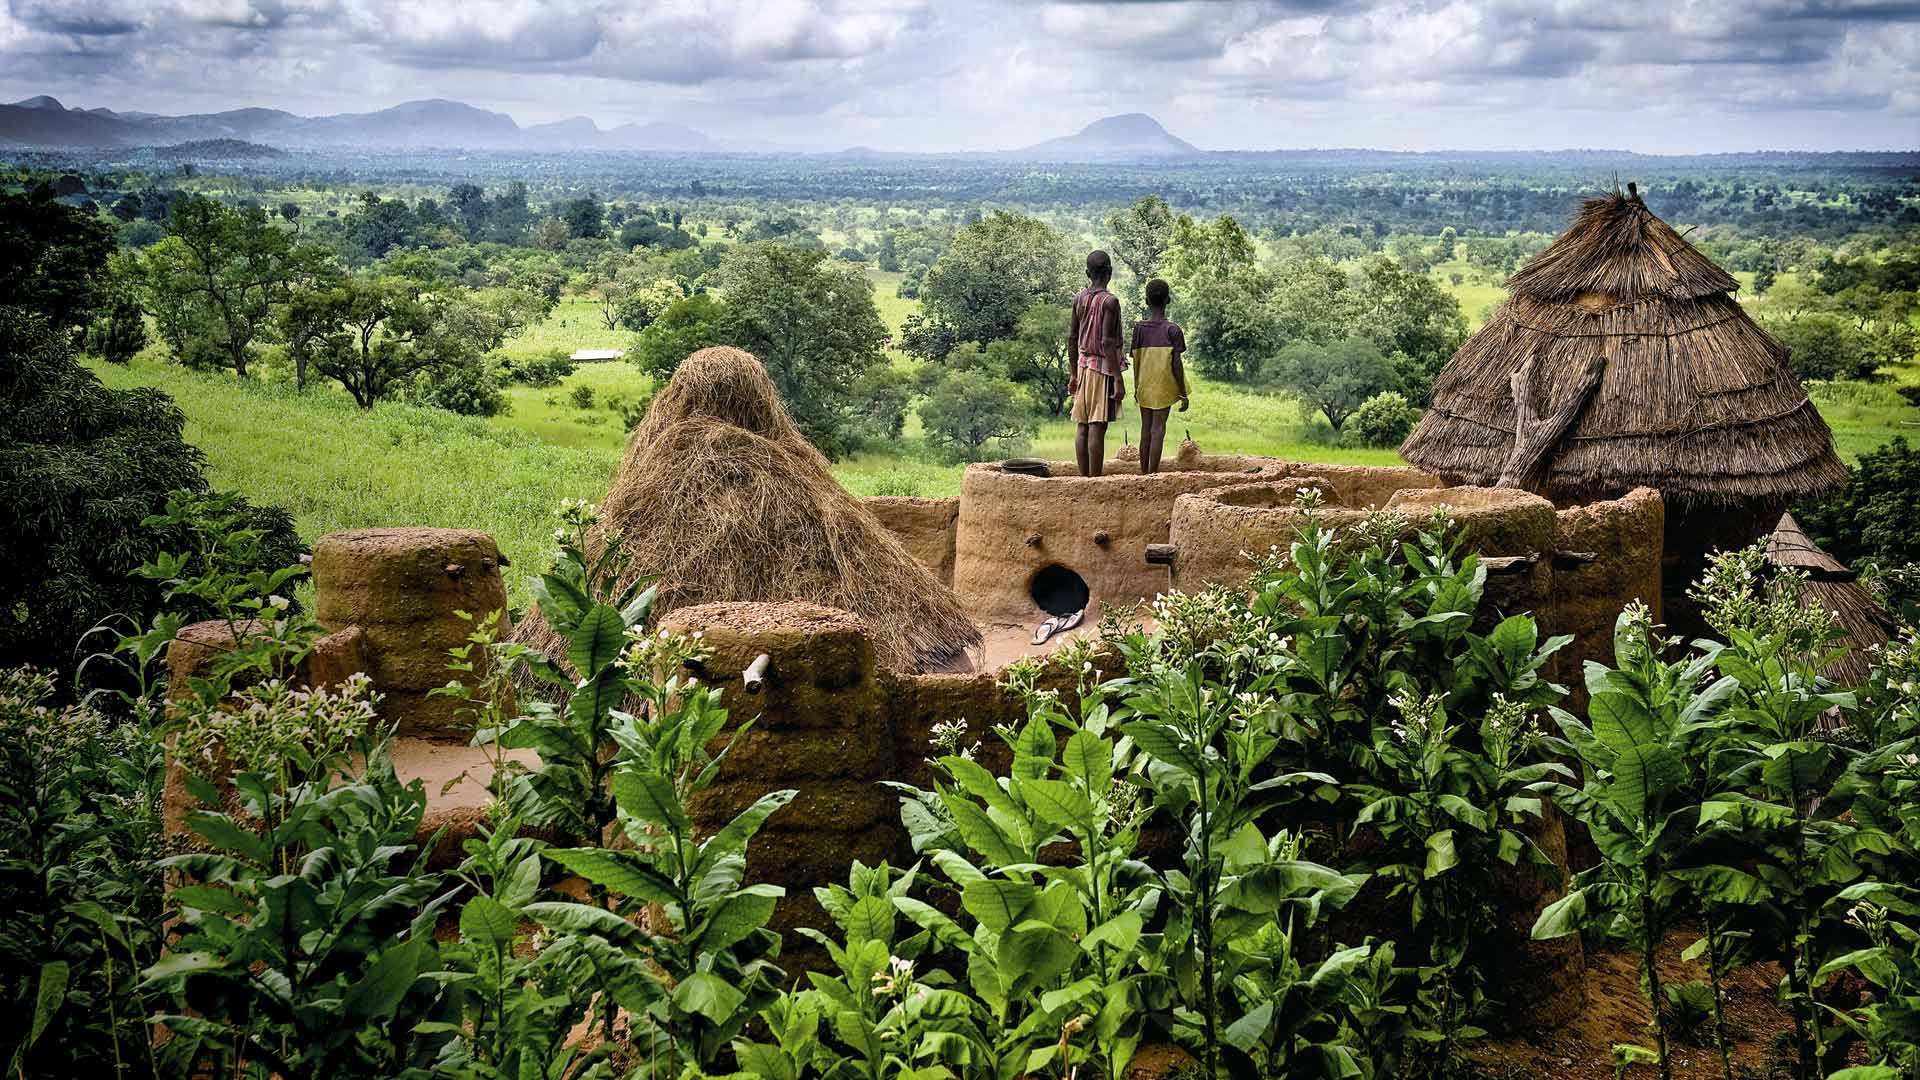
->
[1340,390,1422,448]
[0,312,300,673]
[918,368,1038,461]
[402,357,511,417]
[500,349,574,387]
[1797,435,1920,567]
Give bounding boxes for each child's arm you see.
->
[1171,323,1190,408]
[1065,300,1080,393]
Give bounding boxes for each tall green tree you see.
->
[142,196,314,378]
[1270,336,1397,431]
[0,186,116,335]
[917,211,1076,353]
[711,242,889,458]
[1106,195,1176,308]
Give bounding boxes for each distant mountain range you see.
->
[0,95,719,152]
[0,94,1216,160]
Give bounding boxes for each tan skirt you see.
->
[1071,368,1118,424]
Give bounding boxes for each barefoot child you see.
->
[1067,250,1125,477]
[1131,278,1189,474]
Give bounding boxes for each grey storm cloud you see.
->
[0,0,1914,150]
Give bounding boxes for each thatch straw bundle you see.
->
[514,347,981,672]
[1766,512,1891,688]
[1401,189,1845,506]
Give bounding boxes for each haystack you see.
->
[1401,187,1845,508]
[514,346,981,672]
[1766,512,1891,687]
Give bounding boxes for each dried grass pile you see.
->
[1766,512,1891,689]
[1401,187,1845,507]
[515,347,980,672]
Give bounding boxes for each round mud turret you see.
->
[658,601,899,954]
[312,527,513,737]
[1169,482,1558,592]
[953,454,1291,626]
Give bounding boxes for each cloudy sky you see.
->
[2,0,1916,152]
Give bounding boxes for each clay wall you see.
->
[862,496,960,586]
[952,456,1290,625]
[1547,487,1665,688]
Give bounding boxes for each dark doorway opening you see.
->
[1030,564,1090,617]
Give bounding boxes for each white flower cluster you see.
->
[180,672,383,782]
[928,717,979,760]
[618,625,712,681]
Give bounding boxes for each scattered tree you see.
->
[917,212,1075,352]
[919,369,1038,461]
[1270,335,1397,431]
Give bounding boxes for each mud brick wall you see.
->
[862,496,960,587]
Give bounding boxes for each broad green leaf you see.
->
[942,792,1023,866]
[1608,743,1685,821]
[545,848,678,907]
[1532,888,1590,940]
[732,1042,797,1080]
[1081,911,1143,955]
[962,879,1037,934]
[611,769,689,831]
[568,603,627,675]
[186,811,269,864]
[24,962,68,1051]
[1020,778,1094,831]
[1222,1001,1274,1052]
[841,894,894,946]
[894,897,977,953]
[1062,730,1113,793]
[1120,721,1201,777]
[459,894,516,950]
[342,938,430,1020]
[674,971,747,1023]
[1425,829,1459,876]
[694,884,782,953]
[696,789,797,878]
[525,901,646,943]
[1588,691,1656,753]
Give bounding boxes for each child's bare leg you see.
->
[1140,407,1169,473]
[1075,423,1091,476]
[1083,422,1107,477]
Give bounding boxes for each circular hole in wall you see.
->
[1030,564,1090,617]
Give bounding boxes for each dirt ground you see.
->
[1476,929,1802,1079]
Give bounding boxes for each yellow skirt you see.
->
[1071,369,1118,424]
[1134,346,1181,410]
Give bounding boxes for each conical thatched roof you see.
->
[1766,512,1891,689]
[1401,189,1845,506]
[514,347,981,673]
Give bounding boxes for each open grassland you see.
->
[90,358,615,606]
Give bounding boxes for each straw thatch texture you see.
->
[1766,513,1891,689]
[513,347,981,673]
[1401,191,1845,506]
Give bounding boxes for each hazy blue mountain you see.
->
[525,115,601,148]
[0,92,715,151]
[1011,113,1200,160]
[605,120,715,151]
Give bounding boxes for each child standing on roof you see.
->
[1067,250,1125,477]
[1130,278,1189,474]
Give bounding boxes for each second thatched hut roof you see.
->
[1401,188,1845,507]
[1766,512,1891,689]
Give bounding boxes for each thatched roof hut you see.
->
[1401,187,1845,508]
[513,347,981,673]
[1766,512,1891,688]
